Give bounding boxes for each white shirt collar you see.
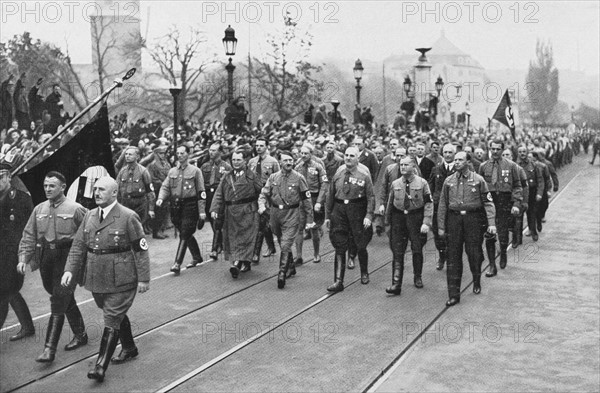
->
[100,200,118,218]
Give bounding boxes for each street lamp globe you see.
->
[353,59,364,81]
[222,25,237,56]
[403,76,412,94]
[435,76,444,97]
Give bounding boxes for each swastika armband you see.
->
[145,183,154,193]
[199,191,207,200]
[424,194,432,203]
[301,190,311,200]
[486,192,493,202]
[132,238,149,251]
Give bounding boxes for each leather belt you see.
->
[273,203,299,210]
[87,246,131,255]
[174,197,198,204]
[42,240,73,250]
[334,197,367,205]
[449,209,481,216]
[393,206,424,215]
[225,196,258,206]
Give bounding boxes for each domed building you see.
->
[386,31,491,128]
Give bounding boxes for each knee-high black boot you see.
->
[385,255,404,295]
[358,249,369,284]
[485,234,497,277]
[171,239,187,274]
[473,274,482,294]
[8,293,35,341]
[64,299,88,351]
[312,229,321,261]
[286,252,296,278]
[111,316,138,364]
[216,230,223,254]
[499,246,508,269]
[210,232,220,259]
[264,227,276,255]
[36,314,65,362]
[88,327,119,382]
[413,253,424,288]
[252,232,264,263]
[436,249,446,270]
[277,252,288,289]
[186,236,203,268]
[513,214,523,247]
[327,253,346,292]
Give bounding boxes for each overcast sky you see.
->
[2,1,599,74]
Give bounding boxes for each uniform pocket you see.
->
[36,214,50,234]
[56,214,74,235]
[113,254,136,287]
[108,228,128,248]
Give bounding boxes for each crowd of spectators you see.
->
[1,75,598,177]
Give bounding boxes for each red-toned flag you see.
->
[17,103,115,206]
[492,90,516,139]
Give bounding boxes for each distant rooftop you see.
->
[385,31,484,70]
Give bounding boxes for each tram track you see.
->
[5,245,339,393]
[5,158,585,393]
[363,164,585,393]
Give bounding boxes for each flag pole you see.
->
[11,68,137,176]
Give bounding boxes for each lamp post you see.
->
[403,75,412,100]
[435,75,444,98]
[353,59,364,105]
[331,99,340,136]
[434,75,444,122]
[222,25,238,105]
[169,86,182,162]
[465,102,471,132]
[414,48,432,106]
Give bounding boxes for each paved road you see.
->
[1,155,596,392]
[372,157,600,392]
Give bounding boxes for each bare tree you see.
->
[2,32,90,115]
[249,15,322,121]
[135,26,225,121]
[90,15,118,93]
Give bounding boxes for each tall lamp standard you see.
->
[434,75,444,122]
[169,86,182,162]
[222,25,238,105]
[331,99,340,136]
[353,59,364,105]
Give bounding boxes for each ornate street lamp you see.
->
[331,99,340,136]
[432,75,444,122]
[403,75,412,99]
[169,86,182,162]
[222,25,238,104]
[435,75,444,97]
[353,59,364,105]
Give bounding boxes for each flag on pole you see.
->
[492,90,516,139]
[17,103,115,206]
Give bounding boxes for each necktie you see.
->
[209,163,217,185]
[256,156,263,180]
[404,181,411,210]
[491,161,499,186]
[100,209,104,223]
[343,170,351,193]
